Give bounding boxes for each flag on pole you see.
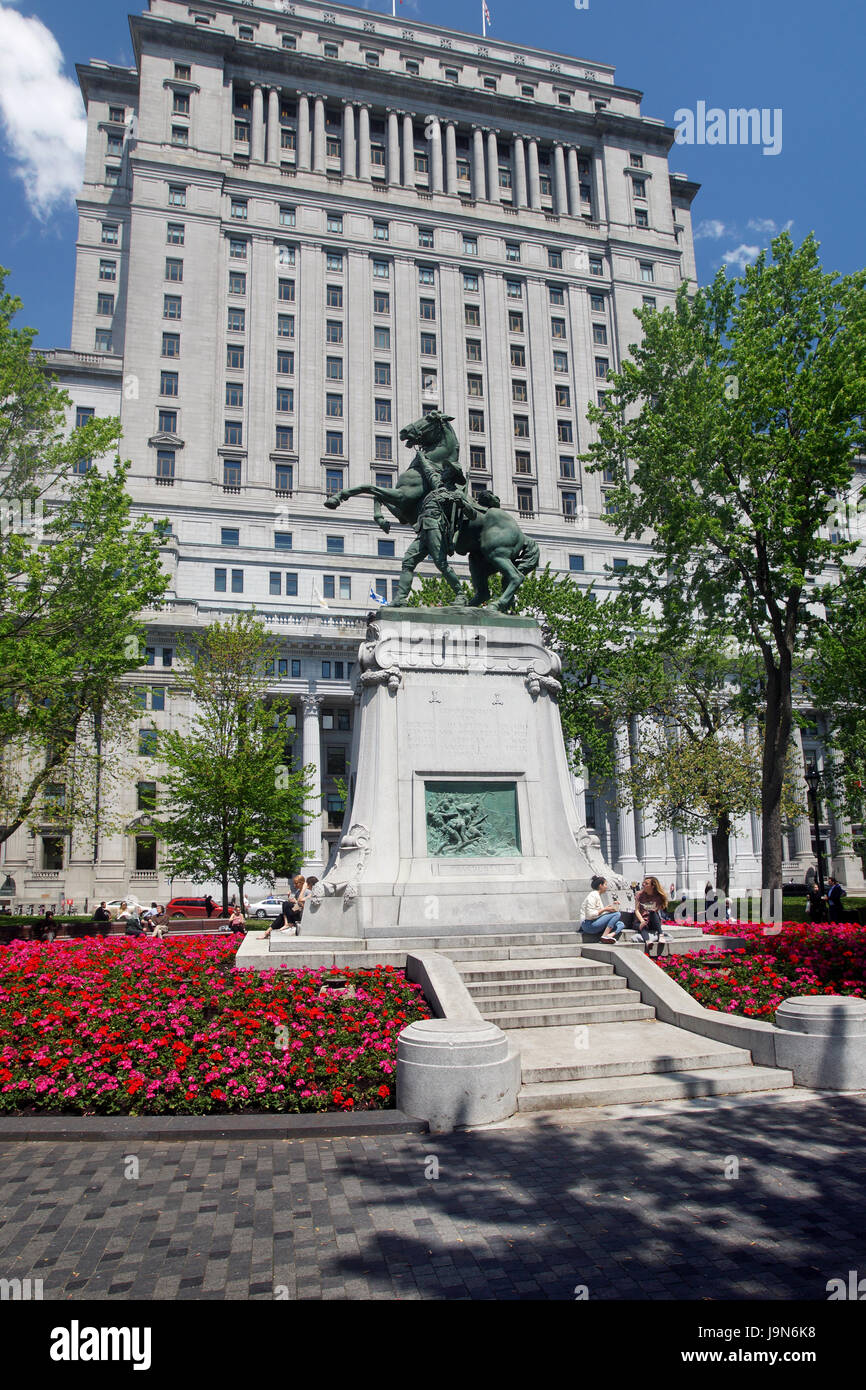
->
[369,585,386,606]
[482,0,491,35]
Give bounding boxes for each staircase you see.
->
[375,928,794,1112]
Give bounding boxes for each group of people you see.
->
[263,874,319,938]
[580,875,672,953]
[804,868,852,922]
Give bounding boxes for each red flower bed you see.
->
[657,921,866,1021]
[0,937,431,1115]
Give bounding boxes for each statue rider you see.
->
[390,450,469,606]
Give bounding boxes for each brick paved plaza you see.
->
[1,1091,864,1301]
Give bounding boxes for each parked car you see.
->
[249,895,284,919]
[165,896,222,919]
[105,897,145,921]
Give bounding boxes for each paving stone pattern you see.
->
[1,1094,864,1301]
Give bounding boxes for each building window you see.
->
[511,380,526,402]
[171,126,188,147]
[630,153,644,169]
[420,333,437,357]
[465,303,480,326]
[549,285,565,306]
[517,487,534,514]
[224,420,243,446]
[558,421,574,443]
[373,221,389,242]
[279,279,296,303]
[419,298,436,322]
[326,431,344,456]
[556,385,571,409]
[551,318,567,339]
[326,136,341,159]
[228,271,246,296]
[560,455,576,479]
[465,339,482,362]
[277,244,296,266]
[642,295,657,310]
[168,185,186,207]
[327,214,343,234]
[469,446,487,471]
[275,426,294,451]
[589,256,603,277]
[156,450,175,479]
[325,357,343,381]
[640,262,655,283]
[553,351,568,374]
[275,532,293,550]
[105,166,121,186]
[508,312,524,334]
[234,120,250,142]
[513,416,529,439]
[225,382,243,407]
[223,459,242,487]
[463,273,479,293]
[162,332,180,357]
[326,284,342,309]
[230,569,243,593]
[558,92,571,106]
[374,362,391,386]
[274,464,293,493]
[468,375,484,398]
[569,554,585,573]
[506,280,523,300]
[632,178,647,199]
[164,295,182,320]
[97,292,114,316]
[277,350,294,375]
[468,410,485,434]
[167,222,184,245]
[374,327,390,350]
[561,492,579,516]
[374,398,392,423]
[635,208,649,228]
[269,572,281,596]
[276,387,293,413]
[463,236,478,256]
[612,557,628,571]
[325,320,343,345]
[101,223,119,247]
[278,315,295,338]
[511,345,526,368]
[229,239,247,259]
[158,409,177,432]
[160,371,178,396]
[593,323,608,345]
[325,468,343,494]
[165,258,183,281]
[326,393,343,418]
[280,206,296,228]
[595,357,610,379]
[590,294,605,313]
[372,260,390,280]
[138,729,158,757]
[226,344,245,370]
[99,259,116,281]
[373,291,390,315]
[515,451,532,475]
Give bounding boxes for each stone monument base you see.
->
[306,607,603,938]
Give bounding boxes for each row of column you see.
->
[244,84,591,216]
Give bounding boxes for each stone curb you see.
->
[0,1111,427,1142]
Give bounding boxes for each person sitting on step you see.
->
[579,876,625,943]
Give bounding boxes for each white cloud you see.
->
[747,217,794,236]
[694,219,729,240]
[722,244,761,272]
[0,3,86,219]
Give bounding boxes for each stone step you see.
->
[484,999,656,1029]
[522,1046,753,1083]
[475,986,632,1013]
[517,1065,794,1111]
[467,974,630,1000]
[440,943,593,962]
[370,931,582,951]
[363,922,584,940]
[456,957,610,982]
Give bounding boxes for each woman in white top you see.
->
[579,875,625,942]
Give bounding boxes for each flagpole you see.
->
[482,1,486,37]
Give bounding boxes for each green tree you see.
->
[152,614,312,912]
[809,561,866,848]
[582,232,866,889]
[0,267,168,847]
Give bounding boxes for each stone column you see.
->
[251,84,265,163]
[313,95,326,174]
[566,147,580,216]
[301,693,324,873]
[791,726,816,869]
[486,129,500,203]
[266,88,280,164]
[342,100,356,178]
[387,109,401,185]
[830,750,866,889]
[358,104,371,181]
[614,720,642,879]
[402,112,415,186]
[553,143,568,214]
[471,126,486,201]
[444,121,458,194]
[429,116,444,193]
[297,93,311,170]
[512,135,527,208]
[527,138,541,209]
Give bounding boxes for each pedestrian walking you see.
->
[203,893,216,919]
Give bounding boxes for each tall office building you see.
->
[11,0,861,907]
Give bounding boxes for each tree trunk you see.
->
[220,870,229,917]
[761,653,794,891]
[711,811,732,897]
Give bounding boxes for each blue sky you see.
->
[0,0,863,348]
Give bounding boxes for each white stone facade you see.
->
[6,1,861,908]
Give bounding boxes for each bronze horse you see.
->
[323,411,539,611]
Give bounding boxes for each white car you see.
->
[105,897,146,921]
[249,895,284,919]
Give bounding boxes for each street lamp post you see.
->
[804,763,826,904]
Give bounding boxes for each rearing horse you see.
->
[324,411,539,611]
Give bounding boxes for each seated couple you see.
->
[263,874,319,938]
[580,874,670,948]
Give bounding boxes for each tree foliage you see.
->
[151,614,312,910]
